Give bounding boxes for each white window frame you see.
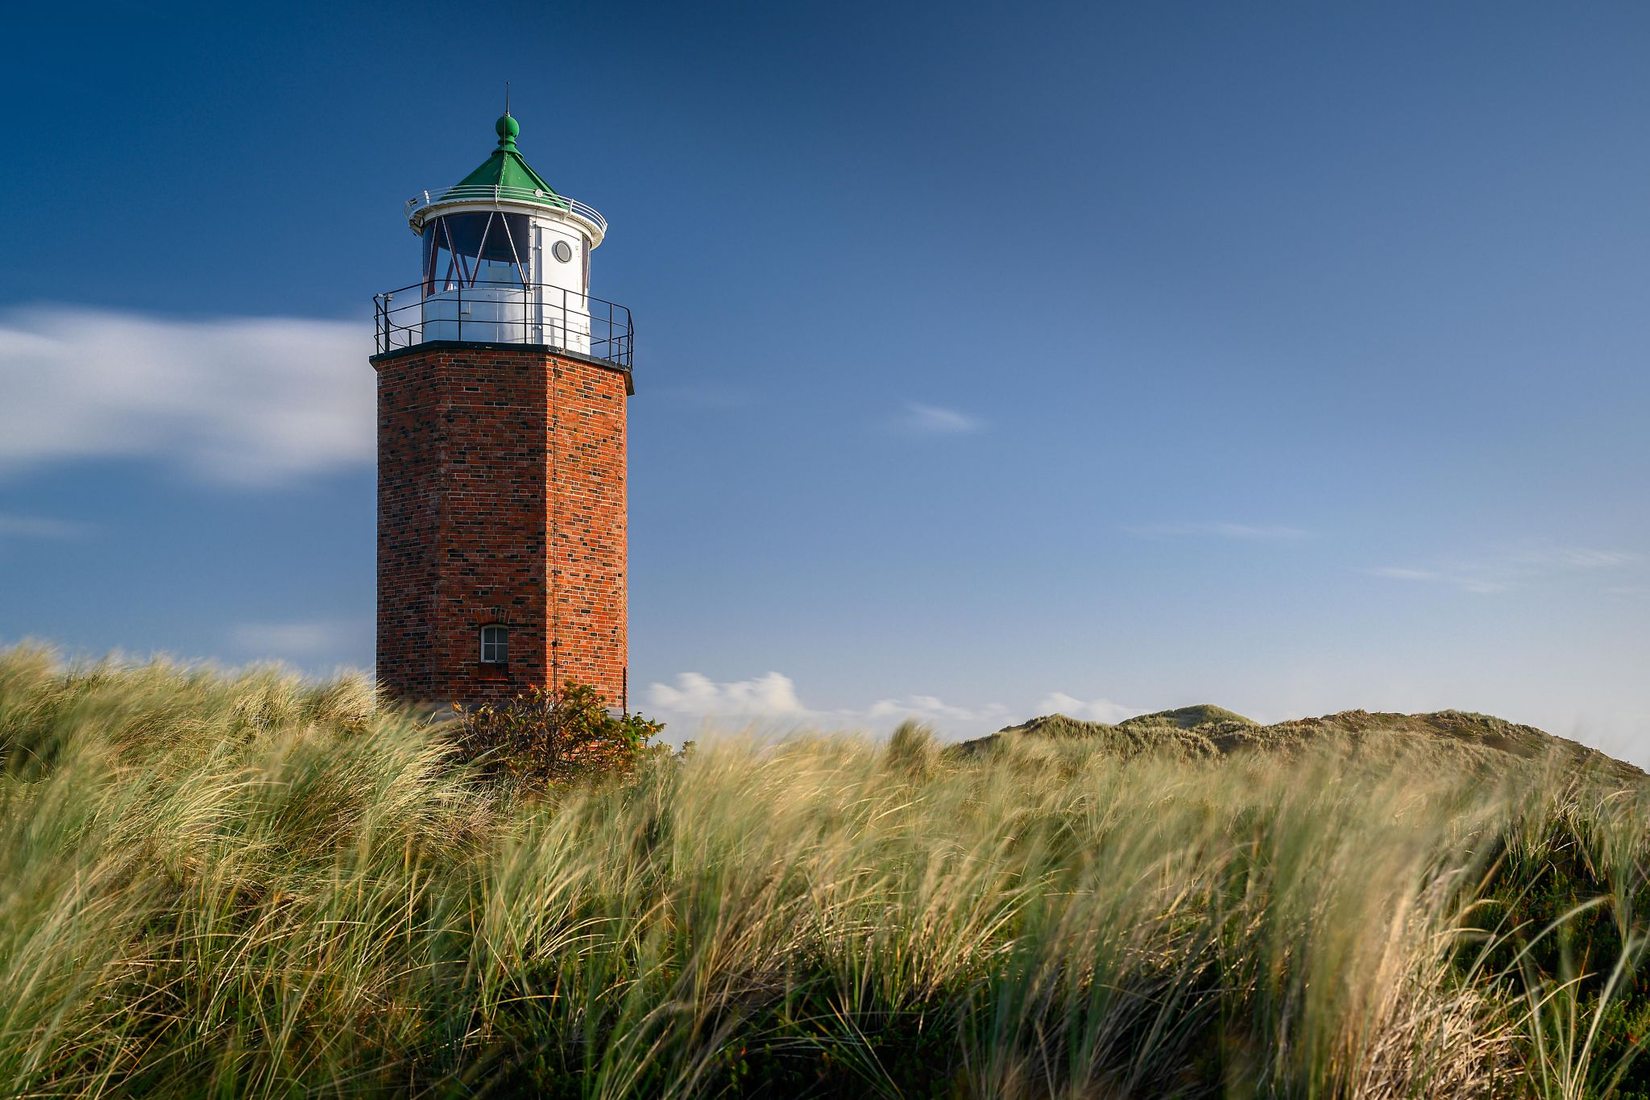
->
[479,624,509,665]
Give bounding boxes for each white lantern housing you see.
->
[387,113,621,359]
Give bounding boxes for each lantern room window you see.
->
[479,625,508,665]
[422,211,533,294]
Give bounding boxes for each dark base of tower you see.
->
[376,676,630,722]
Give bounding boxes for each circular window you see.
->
[551,240,575,263]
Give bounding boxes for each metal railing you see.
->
[373,280,633,370]
[406,186,607,237]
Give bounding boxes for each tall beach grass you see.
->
[2,645,1648,1097]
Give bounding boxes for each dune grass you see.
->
[3,646,1650,1097]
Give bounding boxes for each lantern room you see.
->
[374,113,632,367]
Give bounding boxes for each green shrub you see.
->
[447,680,664,788]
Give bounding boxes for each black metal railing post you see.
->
[371,280,633,370]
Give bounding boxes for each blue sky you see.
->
[3,2,1648,757]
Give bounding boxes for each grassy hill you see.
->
[959,704,1645,782]
[5,646,1650,1098]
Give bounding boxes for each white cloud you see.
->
[897,402,982,435]
[0,513,92,540]
[1368,567,1442,582]
[1367,544,1638,595]
[647,671,809,719]
[0,306,372,486]
[1123,522,1312,540]
[646,671,1017,736]
[1514,547,1637,570]
[1036,692,1135,724]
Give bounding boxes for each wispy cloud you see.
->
[1036,692,1136,724]
[647,671,1125,738]
[0,513,93,540]
[866,694,1012,726]
[230,619,369,661]
[1366,544,1639,594]
[647,671,1010,733]
[1368,567,1443,583]
[1522,548,1637,570]
[0,306,372,486]
[1123,522,1312,540]
[895,402,983,435]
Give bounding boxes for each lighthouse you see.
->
[371,113,632,711]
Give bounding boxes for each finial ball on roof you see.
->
[496,114,520,146]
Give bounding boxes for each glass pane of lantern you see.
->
[429,213,532,288]
[421,225,438,293]
[426,218,465,291]
[442,212,487,257]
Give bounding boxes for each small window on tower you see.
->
[479,625,508,665]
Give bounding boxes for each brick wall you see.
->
[373,342,629,710]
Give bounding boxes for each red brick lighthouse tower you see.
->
[371,113,633,710]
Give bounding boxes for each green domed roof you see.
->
[437,113,563,206]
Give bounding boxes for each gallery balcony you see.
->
[373,280,633,371]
